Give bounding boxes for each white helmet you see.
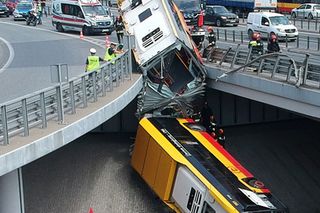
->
[90,48,96,54]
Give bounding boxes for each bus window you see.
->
[201,201,216,213]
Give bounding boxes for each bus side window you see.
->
[201,201,216,213]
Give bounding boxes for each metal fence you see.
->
[0,51,132,145]
[213,28,320,51]
[205,45,320,88]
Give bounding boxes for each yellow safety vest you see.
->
[249,41,258,47]
[104,48,116,64]
[87,56,100,72]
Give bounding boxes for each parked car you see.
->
[204,5,239,27]
[13,1,33,21]
[0,2,9,17]
[247,12,298,41]
[291,3,320,19]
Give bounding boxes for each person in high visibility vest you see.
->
[85,48,103,72]
[248,32,264,55]
[104,42,117,63]
[37,2,42,25]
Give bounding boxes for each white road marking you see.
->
[0,37,14,74]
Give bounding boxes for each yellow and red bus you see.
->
[277,0,320,13]
[131,117,288,213]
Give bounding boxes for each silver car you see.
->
[291,3,320,19]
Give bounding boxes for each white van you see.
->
[247,12,298,41]
[52,0,114,35]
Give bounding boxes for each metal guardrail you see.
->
[205,46,320,88]
[213,28,320,52]
[0,51,132,145]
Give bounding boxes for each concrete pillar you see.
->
[0,168,25,213]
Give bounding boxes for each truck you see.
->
[206,0,277,16]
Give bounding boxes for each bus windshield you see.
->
[174,0,201,12]
[270,16,289,25]
[82,5,107,16]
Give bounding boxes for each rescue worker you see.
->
[248,32,264,55]
[37,2,42,25]
[104,42,117,63]
[85,48,104,72]
[114,16,125,44]
[267,33,280,53]
[200,101,213,131]
[206,26,216,46]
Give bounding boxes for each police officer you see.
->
[85,48,103,72]
[104,42,117,63]
[248,32,264,55]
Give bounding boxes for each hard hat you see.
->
[90,48,96,54]
[207,26,213,32]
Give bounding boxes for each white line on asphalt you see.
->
[0,36,14,74]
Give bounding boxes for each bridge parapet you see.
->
[0,51,132,146]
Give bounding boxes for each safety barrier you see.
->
[0,51,132,145]
[213,28,320,51]
[205,46,320,88]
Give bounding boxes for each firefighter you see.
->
[248,32,264,55]
[206,26,216,46]
[85,48,103,72]
[267,33,280,53]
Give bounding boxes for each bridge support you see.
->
[0,168,25,213]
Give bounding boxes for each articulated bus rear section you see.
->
[131,117,288,213]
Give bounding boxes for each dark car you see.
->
[204,5,239,27]
[0,2,9,17]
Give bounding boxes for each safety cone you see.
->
[80,31,84,40]
[105,35,110,47]
[88,207,94,213]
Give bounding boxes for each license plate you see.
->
[102,29,108,32]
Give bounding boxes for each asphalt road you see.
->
[23,119,320,213]
[0,16,119,104]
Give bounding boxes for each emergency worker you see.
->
[267,33,280,53]
[37,2,42,24]
[207,26,216,46]
[85,48,104,72]
[115,16,125,44]
[248,32,264,55]
[104,42,117,63]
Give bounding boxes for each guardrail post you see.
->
[40,92,47,128]
[302,54,310,85]
[232,30,235,42]
[81,76,87,108]
[307,36,310,49]
[271,56,280,79]
[293,17,296,26]
[316,13,319,31]
[240,31,243,44]
[69,81,76,114]
[101,66,107,96]
[127,34,133,79]
[285,35,288,48]
[257,58,265,74]
[108,64,114,92]
[296,35,299,48]
[224,29,227,41]
[1,105,9,145]
[301,18,303,29]
[56,86,64,123]
[92,71,98,102]
[21,99,29,136]
[243,47,252,72]
[318,37,320,51]
[307,18,310,30]
[230,44,240,69]
[217,29,220,40]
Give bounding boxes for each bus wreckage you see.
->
[119,0,288,212]
[120,0,206,117]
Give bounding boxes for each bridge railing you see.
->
[206,46,320,88]
[0,51,132,145]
